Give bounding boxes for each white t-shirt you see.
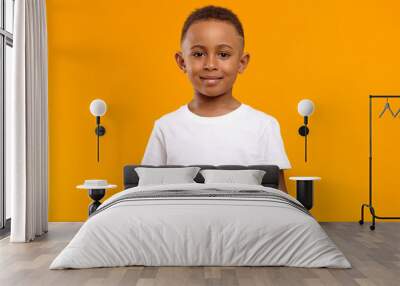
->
[141,103,291,169]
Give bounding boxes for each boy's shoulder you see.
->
[154,105,187,125]
[244,104,279,123]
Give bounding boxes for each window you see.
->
[0,0,14,234]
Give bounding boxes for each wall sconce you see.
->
[297,99,315,162]
[89,99,107,162]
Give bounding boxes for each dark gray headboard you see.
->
[124,165,280,189]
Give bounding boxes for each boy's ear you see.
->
[238,52,250,74]
[175,51,186,73]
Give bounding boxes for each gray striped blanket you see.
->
[90,189,310,217]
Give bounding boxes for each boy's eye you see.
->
[192,51,205,57]
[218,52,231,58]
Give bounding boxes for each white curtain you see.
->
[7,0,48,242]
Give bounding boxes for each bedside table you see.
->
[77,180,117,215]
[289,176,321,210]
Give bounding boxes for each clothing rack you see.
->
[359,95,400,230]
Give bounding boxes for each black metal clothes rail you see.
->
[359,95,400,230]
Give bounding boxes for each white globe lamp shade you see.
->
[298,99,314,116]
[90,99,107,117]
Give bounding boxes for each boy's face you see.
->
[175,20,250,98]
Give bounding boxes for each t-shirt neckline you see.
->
[183,103,246,121]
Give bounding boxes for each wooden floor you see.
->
[0,222,399,286]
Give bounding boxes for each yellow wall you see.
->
[47,0,400,222]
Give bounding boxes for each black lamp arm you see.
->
[94,116,106,162]
[297,116,310,162]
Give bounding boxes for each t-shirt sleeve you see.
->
[141,120,167,165]
[262,118,292,169]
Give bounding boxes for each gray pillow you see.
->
[135,167,201,186]
[200,169,266,185]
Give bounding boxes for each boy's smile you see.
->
[175,20,250,98]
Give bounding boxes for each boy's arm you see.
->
[141,121,167,165]
[278,170,288,193]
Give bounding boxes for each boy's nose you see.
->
[204,56,217,70]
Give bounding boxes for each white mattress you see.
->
[50,183,351,269]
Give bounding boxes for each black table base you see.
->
[296,180,314,210]
[88,189,105,215]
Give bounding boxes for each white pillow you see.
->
[135,167,201,186]
[200,169,266,185]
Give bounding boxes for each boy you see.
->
[141,6,291,192]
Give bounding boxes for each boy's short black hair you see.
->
[181,5,244,46]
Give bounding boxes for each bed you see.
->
[50,164,351,269]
